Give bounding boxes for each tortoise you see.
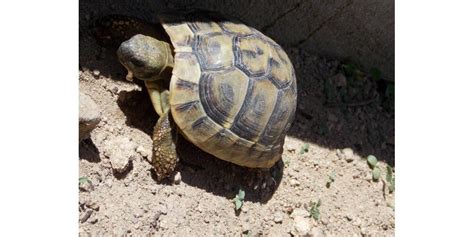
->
[96,11,297,180]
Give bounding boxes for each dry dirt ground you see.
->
[79,4,395,237]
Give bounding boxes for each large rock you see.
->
[79,92,101,141]
[104,137,137,173]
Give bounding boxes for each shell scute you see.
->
[162,13,296,168]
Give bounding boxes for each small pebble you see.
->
[241,222,251,233]
[273,211,284,223]
[111,86,119,94]
[88,215,98,224]
[85,199,100,211]
[291,216,311,236]
[341,148,355,162]
[80,209,93,223]
[241,205,248,213]
[159,219,169,230]
[291,208,310,218]
[289,179,300,187]
[110,153,131,173]
[158,204,168,215]
[105,179,113,188]
[173,172,181,184]
[92,70,100,78]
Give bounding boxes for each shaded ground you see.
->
[79,1,394,236]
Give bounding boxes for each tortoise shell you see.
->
[160,12,297,168]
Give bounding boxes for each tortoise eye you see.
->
[130,57,145,67]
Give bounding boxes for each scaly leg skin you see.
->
[152,110,179,181]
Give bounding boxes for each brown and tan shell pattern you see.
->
[161,12,297,168]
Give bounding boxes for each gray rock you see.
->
[291,208,310,218]
[105,137,137,173]
[273,211,284,223]
[80,209,93,223]
[341,148,355,162]
[88,214,98,224]
[289,179,300,187]
[85,198,100,211]
[241,222,251,233]
[291,216,311,236]
[79,92,101,141]
[92,69,100,78]
[173,172,182,184]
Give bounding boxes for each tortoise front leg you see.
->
[152,110,179,180]
[145,80,170,117]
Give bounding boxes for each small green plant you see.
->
[372,167,381,181]
[386,166,395,193]
[342,63,364,80]
[366,155,383,182]
[309,199,322,221]
[342,63,357,77]
[79,176,90,185]
[367,155,378,168]
[326,171,335,188]
[369,67,382,81]
[299,143,310,154]
[233,188,245,211]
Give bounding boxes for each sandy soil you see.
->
[79,3,395,236]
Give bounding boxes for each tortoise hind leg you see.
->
[152,110,179,180]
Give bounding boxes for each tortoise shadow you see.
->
[117,89,157,137]
[79,138,101,163]
[284,52,395,166]
[175,135,284,203]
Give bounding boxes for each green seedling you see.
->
[369,67,382,81]
[372,167,381,181]
[367,155,378,169]
[299,143,310,154]
[79,176,90,185]
[309,199,322,221]
[234,188,245,211]
[386,166,395,193]
[342,63,357,76]
[326,171,335,188]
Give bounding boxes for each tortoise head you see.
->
[117,34,173,82]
